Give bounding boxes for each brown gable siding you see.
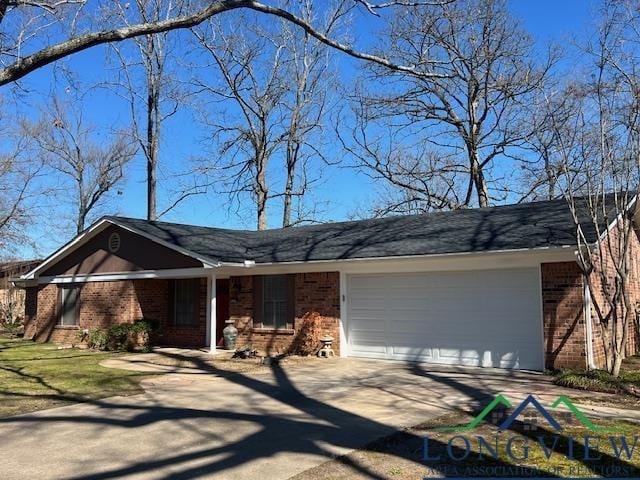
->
[41,224,202,276]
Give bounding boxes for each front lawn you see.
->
[293,413,640,479]
[0,335,150,417]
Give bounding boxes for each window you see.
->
[254,275,294,329]
[172,279,199,326]
[59,286,80,326]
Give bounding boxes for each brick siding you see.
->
[25,258,638,370]
[231,272,341,356]
[542,247,640,371]
[588,225,640,369]
[23,279,207,347]
[541,262,587,370]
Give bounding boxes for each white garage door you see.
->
[347,268,543,370]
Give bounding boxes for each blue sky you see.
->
[7,0,597,258]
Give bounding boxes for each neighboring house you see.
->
[14,196,640,371]
[1,259,42,325]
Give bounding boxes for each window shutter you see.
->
[56,287,62,324]
[75,286,81,324]
[286,274,296,328]
[167,280,175,325]
[253,276,264,328]
[192,278,201,325]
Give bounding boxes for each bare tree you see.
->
[277,1,334,228]
[192,2,338,230]
[0,110,42,251]
[338,107,463,214]
[0,0,452,88]
[346,0,555,214]
[193,16,288,230]
[518,86,588,202]
[108,0,186,221]
[27,98,136,233]
[546,0,640,376]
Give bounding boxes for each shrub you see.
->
[288,311,323,356]
[107,324,132,351]
[87,328,109,350]
[85,320,156,352]
[2,321,22,338]
[131,320,155,352]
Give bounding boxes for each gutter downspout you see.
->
[584,280,597,370]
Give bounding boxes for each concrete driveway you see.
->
[1,356,580,480]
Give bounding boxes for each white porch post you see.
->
[205,271,217,353]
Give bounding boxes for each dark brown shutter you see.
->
[286,274,296,328]
[74,286,81,325]
[253,276,264,328]
[192,278,200,326]
[56,286,62,325]
[167,280,176,326]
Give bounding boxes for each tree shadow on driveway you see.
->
[0,352,606,479]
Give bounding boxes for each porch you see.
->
[23,269,341,356]
[23,273,231,350]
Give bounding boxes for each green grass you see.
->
[554,357,640,396]
[0,335,150,417]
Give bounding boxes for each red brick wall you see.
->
[541,262,587,370]
[23,279,207,347]
[588,224,640,369]
[231,272,340,355]
[150,279,207,348]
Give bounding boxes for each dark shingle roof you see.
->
[105,196,622,265]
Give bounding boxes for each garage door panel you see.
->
[347,269,543,371]
[389,347,436,361]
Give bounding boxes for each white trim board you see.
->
[215,247,577,278]
[38,267,214,284]
[30,246,578,285]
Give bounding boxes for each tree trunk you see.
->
[282,188,292,228]
[469,149,489,207]
[256,154,268,230]
[612,286,634,378]
[145,36,160,222]
[475,168,489,208]
[257,192,267,230]
[545,161,556,200]
[146,139,157,222]
[282,153,295,228]
[612,353,623,377]
[76,173,86,234]
[77,207,86,234]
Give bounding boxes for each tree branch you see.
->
[0,0,446,87]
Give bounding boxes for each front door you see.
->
[216,279,230,346]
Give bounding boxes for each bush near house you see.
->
[84,320,156,353]
[288,311,323,356]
